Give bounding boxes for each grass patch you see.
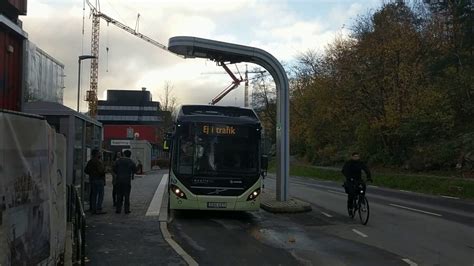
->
[268,160,474,199]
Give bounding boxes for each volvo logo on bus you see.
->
[193,178,210,185]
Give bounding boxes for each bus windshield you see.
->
[175,123,259,177]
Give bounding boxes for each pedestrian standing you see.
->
[112,151,122,207]
[136,160,143,175]
[113,150,137,214]
[84,149,107,214]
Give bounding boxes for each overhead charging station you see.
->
[167,36,290,201]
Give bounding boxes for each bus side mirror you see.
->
[261,155,268,176]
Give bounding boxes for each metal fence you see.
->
[67,185,86,265]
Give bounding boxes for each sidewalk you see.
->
[85,170,185,266]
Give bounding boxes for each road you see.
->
[170,204,403,266]
[169,174,474,266]
[265,175,474,266]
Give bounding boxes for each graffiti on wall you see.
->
[0,111,67,265]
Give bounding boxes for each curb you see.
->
[260,191,312,213]
[155,174,198,266]
[160,222,198,266]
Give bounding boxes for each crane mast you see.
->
[85,0,179,117]
[87,11,100,117]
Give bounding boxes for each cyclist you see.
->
[342,152,372,215]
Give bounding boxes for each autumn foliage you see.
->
[286,1,473,170]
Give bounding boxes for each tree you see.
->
[157,82,179,139]
[159,81,178,114]
[251,70,277,144]
[288,1,460,168]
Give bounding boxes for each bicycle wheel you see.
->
[358,196,370,225]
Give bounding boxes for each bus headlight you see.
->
[247,188,261,201]
[170,184,187,199]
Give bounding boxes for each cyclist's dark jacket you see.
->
[341,160,371,182]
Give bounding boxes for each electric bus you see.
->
[166,105,267,211]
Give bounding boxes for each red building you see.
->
[0,0,27,111]
[104,125,160,144]
[97,89,170,159]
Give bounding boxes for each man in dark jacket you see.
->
[112,151,122,207]
[113,150,137,214]
[84,149,106,214]
[341,152,372,214]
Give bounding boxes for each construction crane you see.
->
[85,0,180,117]
[205,64,266,106]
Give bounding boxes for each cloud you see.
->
[22,0,381,111]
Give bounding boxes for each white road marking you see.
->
[352,229,368,238]
[389,203,442,217]
[402,258,418,266]
[327,190,346,196]
[160,221,198,266]
[399,190,411,193]
[369,185,379,188]
[441,195,460,200]
[146,174,168,216]
[321,211,333,218]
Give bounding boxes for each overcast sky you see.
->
[22,0,381,111]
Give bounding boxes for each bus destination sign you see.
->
[198,124,249,137]
[202,125,236,135]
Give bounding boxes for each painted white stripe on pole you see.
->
[441,195,459,200]
[321,212,333,218]
[327,190,346,196]
[389,203,442,217]
[352,229,368,238]
[146,174,168,217]
[402,258,418,266]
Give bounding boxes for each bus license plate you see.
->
[207,202,227,208]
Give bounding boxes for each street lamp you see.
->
[77,55,96,112]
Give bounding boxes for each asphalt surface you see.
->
[264,175,474,266]
[169,208,404,266]
[85,170,185,266]
[85,170,474,265]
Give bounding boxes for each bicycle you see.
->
[348,182,370,225]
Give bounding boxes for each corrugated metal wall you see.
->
[0,26,23,111]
